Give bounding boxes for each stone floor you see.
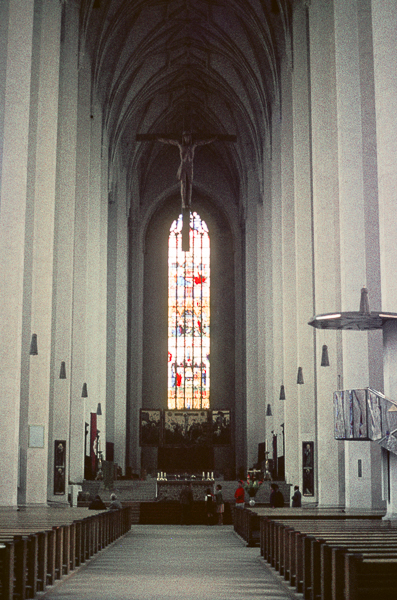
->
[41,525,302,600]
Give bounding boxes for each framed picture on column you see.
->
[302,441,314,496]
[54,440,66,495]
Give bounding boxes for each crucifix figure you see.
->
[157,132,217,209]
[136,130,236,250]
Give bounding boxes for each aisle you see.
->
[43,525,301,600]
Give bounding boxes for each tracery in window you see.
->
[168,212,210,409]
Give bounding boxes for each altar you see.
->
[156,475,214,501]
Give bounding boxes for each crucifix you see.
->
[136,131,236,250]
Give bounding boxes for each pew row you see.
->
[0,506,132,600]
[256,512,397,600]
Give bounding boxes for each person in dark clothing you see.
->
[205,488,215,525]
[88,494,106,510]
[291,485,302,507]
[180,482,193,525]
[215,484,224,525]
[269,483,284,507]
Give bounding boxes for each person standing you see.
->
[215,484,224,525]
[291,485,302,507]
[205,488,215,525]
[269,483,285,508]
[180,482,194,525]
[234,480,245,508]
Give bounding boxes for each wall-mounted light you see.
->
[266,404,272,416]
[29,333,38,355]
[59,361,67,379]
[279,385,286,400]
[321,345,330,367]
[96,403,102,416]
[297,367,304,384]
[81,383,88,398]
[359,287,370,314]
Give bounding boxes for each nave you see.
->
[43,525,300,600]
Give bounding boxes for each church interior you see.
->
[2,0,397,520]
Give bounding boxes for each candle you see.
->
[202,472,205,479]
[211,472,214,479]
[265,439,268,453]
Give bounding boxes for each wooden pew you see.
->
[0,506,132,600]
[344,554,397,600]
[258,515,397,600]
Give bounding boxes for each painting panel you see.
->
[212,410,231,445]
[140,409,162,446]
[302,441,314,497]
[164,410,210,446]
[54,440,66,495]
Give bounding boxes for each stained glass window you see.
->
[168,212,210,409]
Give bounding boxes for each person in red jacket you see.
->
[234,480,245,508]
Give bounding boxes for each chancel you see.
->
[2,0,397,526]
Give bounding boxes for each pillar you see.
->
[292,0,316,501]
[0,0,35,507]
[107,163,128,474]
[308,0,341,507]
[245,170,261,470]
[334,0,375,509]
[371,0,397,518]
[24,0,62,505]
[48,0,80,504]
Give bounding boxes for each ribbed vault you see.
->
[80,0,291,206]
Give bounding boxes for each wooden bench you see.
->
[344,554,397,600]
[257,515,397,600]
[0,506,132,600]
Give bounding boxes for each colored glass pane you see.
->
[168,212,210,409]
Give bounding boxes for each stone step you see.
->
[81,479,293,504]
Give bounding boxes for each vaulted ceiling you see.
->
[80,0,291,204]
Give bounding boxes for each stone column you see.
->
[292,0,316,500]
[280,53,300,487]
[24,0,62,505]
[270,105,284,478]
[127,202,144,474]
[84,96,108,469]
[262,141,275,471]
[245,170,261,470]
[68,51,91,484]
[0,0,35,507]
[334,0,375,509]
[48,0,79,504]
[371,0,397,518]
[107,163,128,474]
[308,0,341,507]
